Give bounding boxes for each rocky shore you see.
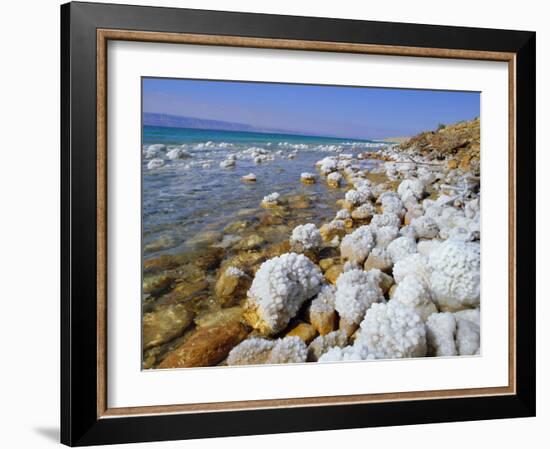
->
[143,118,481,369]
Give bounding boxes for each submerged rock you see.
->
[194,306,244,328]
[261,192,281,208]
[144,234,176,253]
[241,173,257,182]
[143,304,195,350]
[233,234,265,251]
[300,172,317,184]
[158,321,248,368]
[143,274,174,297]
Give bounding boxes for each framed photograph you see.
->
[61,1,536,446]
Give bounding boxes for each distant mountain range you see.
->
[143,112,302,136]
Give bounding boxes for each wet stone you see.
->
[158,321,249,368]
[142,303,195,350]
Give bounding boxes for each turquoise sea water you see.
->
[142,125,384,257]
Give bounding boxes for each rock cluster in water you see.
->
[142,118,481,369]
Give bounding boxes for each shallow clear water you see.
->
[142,126,384,257]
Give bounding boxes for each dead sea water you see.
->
[142,125,383,258]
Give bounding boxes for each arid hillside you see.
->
[399,118,480,173]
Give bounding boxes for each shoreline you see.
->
[143,118,481,369]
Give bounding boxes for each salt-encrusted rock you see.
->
[327,172,343,187]
[410,216,439,239]
[455,318,480,355]
[318,157,338,175]
[334,269,384,331]
[309,285,337,335]
[417,239,442,257]
[392,253,430,284]
[387,236,417,263]
[399,225,417,239]
[226,338,275,366]
[241,173,257,182]
[340,225,375,264]
[454,308,480,355]
[286,322,317,343]
[261,192,281,208]
[404,204,425,225]
[266,336,308,364]
[380,194,405,217]
[219,158,236,168]
[146,144,166,158]
[143,304,194,350]
[351,203,376,220]
[147,158,165,170]
[166,147,191,160]
[370,213,401,229]
[335,209,351,220]
[454,308,480,326]
[465,198,480,219]
[301,172,317,184]
[344,189,370,207]
[308,330,349,361]
[397,178,425,202]
[355,301,427,359]
[158,321,248,368]
[318,342,374,362]
[373,225,400,248]
[214,266,251,301]
[243,253,323,335]
[391,274,437,321]
[426,312,457,356]
[290,223,323,252]
[363,247,393,274]
[428,240,480,311]
[320,220,346,242]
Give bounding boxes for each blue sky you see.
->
[143,78,479,139]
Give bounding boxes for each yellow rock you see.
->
[143,303,194,350]
[319,258,335,271]
[214,268,251,302]
[364,253,392,274]
[309,309,337,336]
[158,322,248,368]
[378,272,395,295]
[286,322,318,343]
[339,317,359,336]
[194,306,244,328]
[324,264,344,284]
[447,159,459,170]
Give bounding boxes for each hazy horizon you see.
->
[143,78,480,140]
